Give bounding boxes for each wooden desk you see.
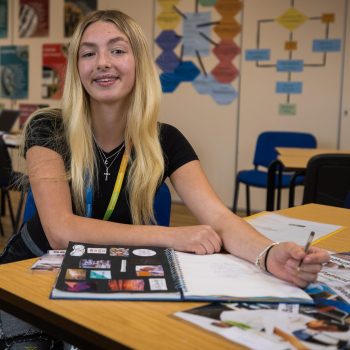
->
[1,203,350,349]
[266,148,350,210]
[276,147,350,170]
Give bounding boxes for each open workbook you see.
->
[50,241,313,302]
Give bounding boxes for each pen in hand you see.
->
[298,231,315,270]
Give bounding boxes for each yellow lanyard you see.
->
[103,151,128,221]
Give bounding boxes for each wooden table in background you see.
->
[1,204,350,350]
[276,147,350,170]
[266,148,350,210]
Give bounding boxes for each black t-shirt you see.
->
[24,113,198,251]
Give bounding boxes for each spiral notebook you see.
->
[50,241,313,303]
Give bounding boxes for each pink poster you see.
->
[42,44,68,100]
[19,0,49,38]
[19,103,48,129]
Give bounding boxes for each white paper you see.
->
[247,212,342,246]
[175,251,312,302]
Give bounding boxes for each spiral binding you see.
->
[165,248,188,293]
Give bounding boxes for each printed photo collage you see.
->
[55,242,178,295]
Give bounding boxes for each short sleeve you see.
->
[24,113,68,159]
[159,123,199,178]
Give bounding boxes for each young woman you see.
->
[2,8,328,286]
[0,9,329,348]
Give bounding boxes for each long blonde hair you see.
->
[25,10,164,224]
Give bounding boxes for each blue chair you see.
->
[22,182,172,226]
[233,131,317,215]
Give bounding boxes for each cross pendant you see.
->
[104,170,110,181]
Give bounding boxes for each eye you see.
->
[111,48,125,55]
[80,51,95,58]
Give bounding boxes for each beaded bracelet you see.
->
[255,242,280,273]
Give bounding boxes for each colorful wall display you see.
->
[0,0,8,38]
[244,1,342,115]
[0,45,29,99]
[42,43,68,100]
[155,0,242,105]
[19,0,49,38]
[64,0,97,37]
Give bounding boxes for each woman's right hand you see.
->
[168,225,222,254]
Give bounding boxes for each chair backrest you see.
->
[23,182,172,226]
[303,154,350,208]
[0,135,13,185]
[154,182,172,226]
[253,131,317,168]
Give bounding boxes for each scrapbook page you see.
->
[51,241,312,302]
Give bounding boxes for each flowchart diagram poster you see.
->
[243,0,343,116]
[155,0,243,105]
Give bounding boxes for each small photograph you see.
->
[90,270,111,279]
[149,278,168,291]
[64,281,96,292]
[70,244,85,256]
[108,279,145,291]
[79,259,111,269]
[87,247,107,254]
[132,249,156,257]
[136,265,164,277]
[65,268,86,280]
[110,247,129,257]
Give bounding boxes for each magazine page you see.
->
[310,252,350,306]
[51,242,181,300]
[175,302,350,350]
[175,251,312,303]
[31,250,66,271]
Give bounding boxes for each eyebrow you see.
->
[79,37,129,49]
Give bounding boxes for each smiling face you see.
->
[77,21,136,108]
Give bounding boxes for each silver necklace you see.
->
[93,137,125,181]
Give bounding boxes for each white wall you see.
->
[1,0,349,212]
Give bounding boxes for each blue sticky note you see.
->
[245,49,270,61]
[276,82,302,94]
[313,39,341,52]
[277,60,304,72]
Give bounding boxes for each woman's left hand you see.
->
[266,242,330,288]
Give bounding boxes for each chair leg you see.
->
[288,171,305,207]
[246,185,251,216]
[232,178,240,213]
[14,190,26,234]
[0,217,4,236]
[276,164,283,210]
[4,190,15,229]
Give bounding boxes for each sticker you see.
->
[87,247,107,254]
[278,303,299,314]
[108,279,145,291]
[79,259,111,269]
[65,268,86,280]
[132,249,156,257]
[70,244,85,256]
[110,247,129,257]
[64,281,96,292]
[149,278,168,291]
[90,270,111,279]
[135,265,164,277]
[120,259,127,272]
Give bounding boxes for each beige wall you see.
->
[1,0,349,212]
